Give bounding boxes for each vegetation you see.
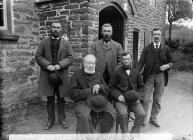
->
[165,24,193,72]
[166,0,193,44]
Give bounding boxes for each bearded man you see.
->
[89,23,123,85]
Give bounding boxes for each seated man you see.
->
[109,52,145,133]
[69,54,115,133]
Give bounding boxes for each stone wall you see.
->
[0,0,39,138]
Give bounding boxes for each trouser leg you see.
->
[150,73,165,121]
[55,87,66,122]
[142,75,154,121]
[47,96,55,122]
[128,102,145,133]
[74,102,92,133]
[115,102,128,133]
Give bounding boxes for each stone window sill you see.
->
[0,31,19,41]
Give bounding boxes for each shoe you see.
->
[141,121,146,126]
[44,120,54,130]
[149,119,160,127]
[59,120,69,129]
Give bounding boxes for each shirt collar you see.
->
[103,40,111,46]
[51,36,60,40]
[153,41,161,48]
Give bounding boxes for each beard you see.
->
[51,31,60,38]
[102,34,112,42]
[122,64,131,70]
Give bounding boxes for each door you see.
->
[99,6,125,47]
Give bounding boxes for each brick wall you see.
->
[36,0,89,75]
[0,0,166,138]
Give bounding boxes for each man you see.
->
[137,28,173,127]
[69,54,115,133]
[89,23,123,85]
[35,21,73,130]
[109,52,145,133]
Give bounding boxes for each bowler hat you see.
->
[87,94,108,113]
[124,90,139,104]
[48,71,62,86]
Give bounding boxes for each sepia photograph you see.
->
[0,0,192,140]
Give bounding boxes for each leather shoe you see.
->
[59,120,68,129]
[44,120,54,130]
[149,119,160,127]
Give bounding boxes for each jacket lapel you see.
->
[57,37,63,59]
[46,37,52,61]
[102,40,112,51]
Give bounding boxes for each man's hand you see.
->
[47,65,55,71]
[93,84,100,94]
[55,64,61,71]
[118,95,125,103]
[160,64,170,71]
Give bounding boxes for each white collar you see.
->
[153,41,161,48]
[51,36,60,40]
[103,41,111,46]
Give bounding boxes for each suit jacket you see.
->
[35,36,73,97]
[69,69,108,102]
[137,42,173,86]
[109,66,144,100]
[89,39,123,78]
[69,69,115,117]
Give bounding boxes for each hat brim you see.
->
[87,94,107,113]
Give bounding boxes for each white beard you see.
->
[84,68,95,74]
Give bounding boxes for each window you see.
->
[0,0,18,40]
[0,0,8,30]
[149,0,156,6]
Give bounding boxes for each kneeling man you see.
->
[69,54,115,133]
[109,52,145,133]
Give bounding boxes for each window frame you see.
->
[0,0,18,41]
[0,0,8,30]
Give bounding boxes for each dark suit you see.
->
[137,42,173,122]
[109,66,145,133]
[69,69,115,133]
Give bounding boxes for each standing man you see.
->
[137,28,173,127]
[89,23,123,85]
[109,52,145,133]
[35,21,73,130]
[69,54,115,133]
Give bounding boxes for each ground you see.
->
[7,71,193,139]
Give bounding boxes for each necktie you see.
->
[155,44,159,50]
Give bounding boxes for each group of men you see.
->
[35,21,173,133]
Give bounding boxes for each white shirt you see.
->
[126,70,130,76]
[153,41,161,49]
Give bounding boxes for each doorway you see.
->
[99,6,125,47]
[133,29,139,68]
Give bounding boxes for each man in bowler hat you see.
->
[109,52,145,133]
[69,54,115,133]
[35,21,73,130]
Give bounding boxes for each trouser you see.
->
[74,102,114,133]
[47,87,66,123]
[142,73,165,121]
[116,101,145,133]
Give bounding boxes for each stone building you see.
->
[0,0,166,138]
